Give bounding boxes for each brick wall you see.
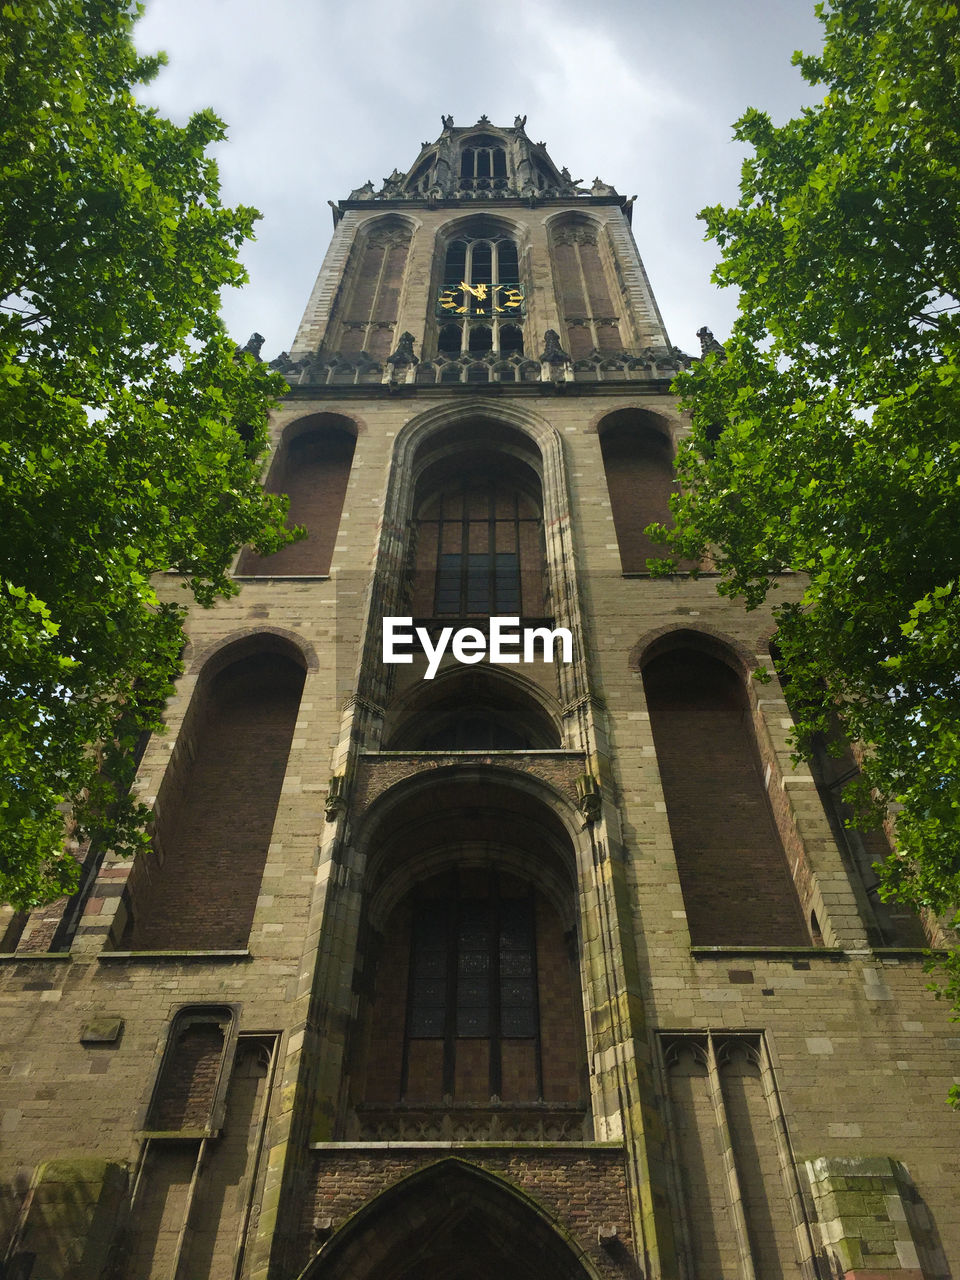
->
[123,652,304,950]
[599,419,675,572]
[301,1148,631,1280]
[238,423,355,576]
[643,647,808,945]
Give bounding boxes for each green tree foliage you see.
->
[661,0,960,1038]
[0,0,292,907]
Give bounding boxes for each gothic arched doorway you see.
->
[297,1158,603,1280]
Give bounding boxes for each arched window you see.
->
[120,643,305,951]
[238,415,356,577]
[384,668,562,751]
[347,778,586,1125]
[598,410,676,572]
[337,217,413,360]
[410,456,546,618]
[459,135,508,189]
[437,220,523,357]
[642,643,808,946]
[549,217,622,358]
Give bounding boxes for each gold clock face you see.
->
[437,282,524,317]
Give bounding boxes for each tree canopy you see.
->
[0,0,292,907]
[661,0,960,1034]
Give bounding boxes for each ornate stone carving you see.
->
[697,325,726,358]
[349,1103,588,1144]
[379,169,405,198]
[539,330,571,364]
[553,225,598,247]
[386,332,419,367]
[324,775,347,821]
[576,773,602,824]
[348,180,376,201]
[236,332,264,360]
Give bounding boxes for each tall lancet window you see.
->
[436,223,524,358]
[410,452,546,619]
[549,216,623,358]
[458,134,508,191]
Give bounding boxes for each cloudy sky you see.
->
[135,0,826,361]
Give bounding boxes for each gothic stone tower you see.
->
[1,116,959,1280]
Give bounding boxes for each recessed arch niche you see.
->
[640,633,808,946]
[597,408,677,573]
[238,413,357,576]
[300,1158,603,1280]
[120,635,306,950]
[346,770,587,1118]
[548,212,622,358]
[383,666,562,751]
[336,213,415,359]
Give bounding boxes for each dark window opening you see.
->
[500,324,523,355]
[469,325,493,353]
[420,715,531,751]
[404,875,540,1099]
[438,324,462,356]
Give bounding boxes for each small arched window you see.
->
[459,135,508,189]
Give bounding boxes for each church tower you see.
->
[1,116,958,1280]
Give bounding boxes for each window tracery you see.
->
[549,217,623,358]
[435,229,524,359]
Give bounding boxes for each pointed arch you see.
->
[345,767,588,1118]
[547,212,622,358]
[298,1158,604,1280]
[382,664,563,751]
[637,630,808,946]
[119,635,305,950]
[238,412,357,576]
[334,213,416,359]
[597,407,677,572]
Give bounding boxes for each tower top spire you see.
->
[336,117,623,217]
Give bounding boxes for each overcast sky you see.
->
[135,0,826,361]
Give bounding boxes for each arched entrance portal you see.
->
[297,1158,603,1280]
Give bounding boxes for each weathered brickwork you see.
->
[643,646,809,945]
[301,1148,632,1280]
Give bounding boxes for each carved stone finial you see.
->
[325,775,347,821]
[514,114,527,130]
[697,325,726,358]
[379,169,405,198]
[441,113,454,130]
[576,774,601,825]
[476,113,490,124]
[590,176,618,196]
[386,331,419,367]
[348,180,376,201]
[236,332,264,360]
[539,330,570,365]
